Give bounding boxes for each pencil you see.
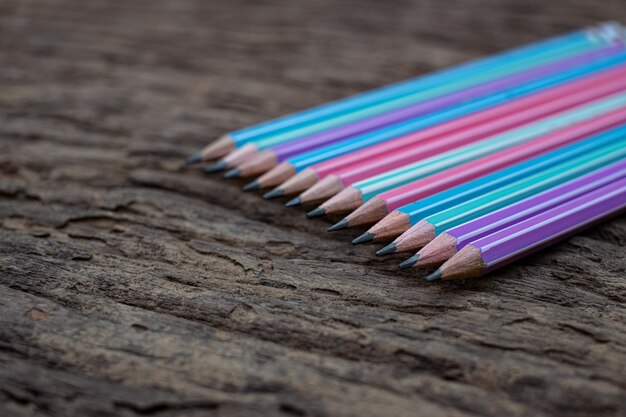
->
[408,159,626,269]
[395,138,626,259]
[375,124,626,255]
[304,62,626,207]
[427,177,626,282]
[319,92,626,223]
[228,46,622,178]
[287,55,626,205]
[187,23,622,162]
[259,51,626,192]
[204,26,621,163]
[240,33,611,153]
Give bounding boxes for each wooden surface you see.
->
[1,0,626,416]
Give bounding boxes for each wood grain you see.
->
[1,0,625,416]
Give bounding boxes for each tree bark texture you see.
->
[1,0,625,416]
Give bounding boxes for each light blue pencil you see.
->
[190,22,625,162]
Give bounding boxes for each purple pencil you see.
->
[425,176,626,282]
[235,44,625,177]
[410,159,626,269]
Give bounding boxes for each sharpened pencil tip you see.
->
[399,254,419,270]
[352,232,374,245]
[242,180,260,191]
[285,197,301,207]
[223,168,241,179]
[306,207,326,218]
[186,154,203,165]
[376,243,397,256]
[425,269,442,281]
[203,161,227,174]
[263,188,284,199]
[328,219,348,232]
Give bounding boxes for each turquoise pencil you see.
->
[189,23,624,162]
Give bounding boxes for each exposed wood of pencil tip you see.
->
[200,134,235,160]
[235,150,278,177]
[255,162,297,189]
[343,196,389,228]
[222,143,259,167]
[393,220,437,254]
[318,187,364,216]
[299,175,344,205]
[366,210,411,242]
[275,168,319,196]
[439,244,485,280]
[413,232,458,269]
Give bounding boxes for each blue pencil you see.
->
[190,22,624,162]
[372,122,626,252]
[279,51,626,176]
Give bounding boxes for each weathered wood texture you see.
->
[1,0,626,416]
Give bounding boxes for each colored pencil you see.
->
[373,124,626,253]
[389,139,626,257]
[342,106,626,232]
[278,59,626,204]
[181,25,626,286]
[403,159,626,269]
[236,39,607,153]
[347,114,626,236]
[314,92,626,222]
[187,23,622,162]
[426,178,626,282]
[225,45,624,178]
[253,51,626,190]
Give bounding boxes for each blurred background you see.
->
[2,0,625,164]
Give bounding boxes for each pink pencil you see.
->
[338,73,626,186]
[284,63,626,205]
[334,104,626,228]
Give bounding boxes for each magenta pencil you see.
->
[283,62,626,202]
[269,46,623,162]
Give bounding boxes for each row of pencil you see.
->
[187,22,626,282]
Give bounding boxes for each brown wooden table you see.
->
[1,0,625,415]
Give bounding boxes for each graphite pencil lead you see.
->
[242,180,260,191]
[203,160,227,173]
[285,197,301,207]
[399,254,419,270]
[328,219,348,232]
[352,232,374,245]
[376,242,397,256]
[425,269,442,282]
[307,207,326,218]
[186,154,203,165]
[223,168,241,179]
[263,188,284,199]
